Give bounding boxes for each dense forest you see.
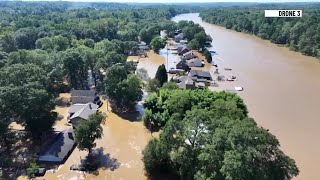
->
[0,1,207,172]
[200,4,320,58]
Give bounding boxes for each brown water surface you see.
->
[172,13,320,180]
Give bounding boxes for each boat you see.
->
[209,50,216,53]
[224,67,232,71]
[235,87,244,91]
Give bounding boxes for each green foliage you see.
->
[155,64,168,86]
[203,49,212,63]
[188,39,200,50]
[62,48,87,89]
[75,112,106,154]
[142,89,248,129]
[161,81,178,90]
[26,162,39,179]
[200,6,320,58]
[142,90,299,179]
[103,65,142,109]
[142,138,171,174]
[0,63,56,136]
[150,36,165,54]
[145,78,161,93]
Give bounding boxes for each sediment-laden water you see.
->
[172,13,320,180]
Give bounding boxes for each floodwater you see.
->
[172,13,320,180]
[17,93,154,180]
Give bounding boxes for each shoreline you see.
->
[197,13,320,62]
[171,13,320,180]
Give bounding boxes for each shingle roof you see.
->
[71,90,96,97]
[71,96,95,104]
[38,128,76,163]
[187,58,203,67]
[189,70,212,79]
[70,103,98,120]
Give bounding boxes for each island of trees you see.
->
[200,4,320,59]
[0,1,301,179]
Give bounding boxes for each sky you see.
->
[22,0,320,3]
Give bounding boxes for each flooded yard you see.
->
[15,91,155,180]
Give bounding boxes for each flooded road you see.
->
[172,13,320,180]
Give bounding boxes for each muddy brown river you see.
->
[172,13,320,180]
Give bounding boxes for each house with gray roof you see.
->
[182,51,197,60]
[68,103,99,127]
[71,90,97,104]
[174,34,183,43]
[177,45,190,55]
[174,76,206,90]
[38,128,76,164]
[187,58,204,67]
[189,70,212,80]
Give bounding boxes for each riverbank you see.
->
[172,13,320,180]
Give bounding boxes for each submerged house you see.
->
[176,59,190,71]
[189,70,212,80]
[174,76,206,90]
[174,34,183,43]
[68,103,99,127]
[182,51,197,60]
[38,128,76,164]
[71,90,97,104]
[187,58,204,67]
[177,46,191,56]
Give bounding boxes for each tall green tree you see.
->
[150,36,165,54]
[0,63,56,137]
[62,48,87,89]
[155,64,167,86]
[75,112,106,154]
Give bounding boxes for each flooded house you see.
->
[173,76,206,90]
[188,70,213,86]
[71,90,97,104]
[68,102,99,127]
[187,58,205,67]
[174,34,183,43]
[38,128,76,164]
[176,59,190,71]
[177,45,191,55]
[182,51,197,60]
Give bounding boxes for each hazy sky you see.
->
[24,0,320,3]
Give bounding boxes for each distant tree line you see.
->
[200,5,320,58]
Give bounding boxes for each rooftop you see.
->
[38,128,76,164]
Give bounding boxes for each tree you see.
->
[161,81,178,90]
[75,112,106,154]
[62,48,87,89]
[143,107,299,179]
[142,138,171,174]
[150,36,165,54]
[194,31,207,49]
[188,39,200,50]
[26,162,40,179]
[0,64,56,137]
[103,64,128,103]
[145,78,161,93]
[203,49,212,63]
[117,74,143,108]
[14,27,38,50]
[0,33,17,53]
[155,64,167,86]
